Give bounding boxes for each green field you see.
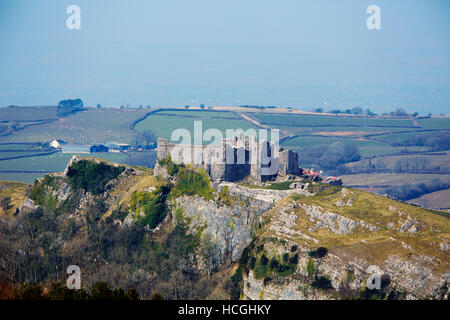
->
[374,131,436,144]
[0,143,44,150]
[253,113,416,128]
[0,151,53,159]
[0,106,59,121]
[0,143,54,160]
[417,117,450,129]
[135,110,259,144]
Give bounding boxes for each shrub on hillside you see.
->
[158,156,180,176]
[66,160,125,195]
[130,185,171,229]
[311,276,333,290]
[172,167,213,199]
[308,247,328,259]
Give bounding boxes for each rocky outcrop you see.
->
[17,198,38,214]
[175,194,262,264]
[153,162,171,181]
[398,216,420,234]
[242,243,449,300]
[217,182,312,209]
[299,204,377,235]
[244,271,331,300]
[51,181,71,202]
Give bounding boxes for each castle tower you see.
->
[157,138,169,160]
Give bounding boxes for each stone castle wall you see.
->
[156,136,301,183]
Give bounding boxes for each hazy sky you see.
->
[0,0,449,114]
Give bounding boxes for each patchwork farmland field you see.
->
[252,113,416,129]
[0,143,55,160]
[417,117,450,129]
[1,108,150,144]
[0,106,59,121]
[374,131,438,144]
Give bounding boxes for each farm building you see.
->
[50,139,66,149]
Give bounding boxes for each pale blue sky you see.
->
[0,0,449,114]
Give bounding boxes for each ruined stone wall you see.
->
[156,137,302,183]
[279,149,301,177]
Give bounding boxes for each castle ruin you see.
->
[156,134,302,183]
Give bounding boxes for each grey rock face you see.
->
[174,183,312,266]
[334,198,354,207]
[18,198,38,214]
[51,182,71,202]
[299,204,377,235]
[63,155,80,176]
[153,162,169,179]
[269,200,319,243]
[218,182,312,210]
[175,194,261,264]
[243,271,331,300]
[399,216,420,234]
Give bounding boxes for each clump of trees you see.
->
[299,142,361,172]
[0,195,216,299]
[385,178,450,201]
[311,276,333,290]
[66,160,125,195]
[58,99,83,108]
[391,131,450,152]
[383,108,410,117]
[57,99,85,117]
[328,107,376,116]
[308,247,328,259]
